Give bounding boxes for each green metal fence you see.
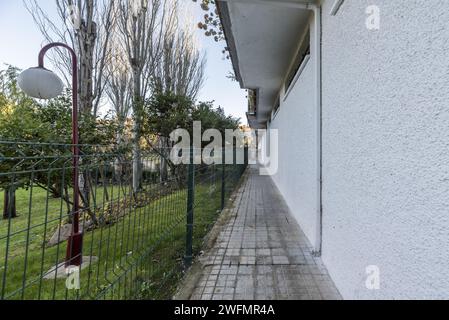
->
[0,141,247,300]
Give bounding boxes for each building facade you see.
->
[218,0,449,299]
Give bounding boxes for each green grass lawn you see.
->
[0,175,231,300]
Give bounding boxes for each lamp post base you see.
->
[65,232,83,267]
[43,256,98,280]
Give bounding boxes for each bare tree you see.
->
[152,5,206,182]
[25,0,115,222]
[105,49,132,180]
[105,33,133,180]
[153,29,206,100]
[105,51,132,148]
[117,0,177,193]
[24,0,115,116]
[106,56,132,128]
[105,9,133,139]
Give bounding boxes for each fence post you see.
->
[244,146,249,174]
[184,146,195,269]
[221,147,226,210]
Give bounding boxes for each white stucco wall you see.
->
[320,0,449,299]
[269,18,320,249]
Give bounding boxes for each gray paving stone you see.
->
[273,256,290,265]
[188,166,341,301]
[203,287,214,294]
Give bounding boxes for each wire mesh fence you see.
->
[0,141,247,300]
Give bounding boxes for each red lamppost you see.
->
[18,43,83,267]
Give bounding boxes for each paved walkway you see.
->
[189,166,341,300]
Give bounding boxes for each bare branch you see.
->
[24,0,115,117]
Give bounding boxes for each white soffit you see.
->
[224,0,312,122]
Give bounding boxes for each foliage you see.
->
[0,66,40,141]
[143,92,240,141]
[0,66,120,146]
[143,92,194,139]
[192,101,240,138]
[193,0,229,59]
[194,0,223,42]
[142,91,240,184]
[0,66,121,201]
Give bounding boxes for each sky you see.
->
[0,1,248,123]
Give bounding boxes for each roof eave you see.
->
[216,1,245,89]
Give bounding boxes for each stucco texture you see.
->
[320,0,449,299]
[269,18,319,251]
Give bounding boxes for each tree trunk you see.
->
[3,187,17,220]
[64,185,73,224]
[76,13,96,211]
[160,137,169,183]
[80,169,90,213]
[132,132,142,193]
[77,7,97,116]
[114,130,123,182]
[132,69,142,194]
[51,182,63,199]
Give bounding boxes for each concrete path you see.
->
[188,166,341,300]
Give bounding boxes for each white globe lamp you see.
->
[18,67,64,100]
